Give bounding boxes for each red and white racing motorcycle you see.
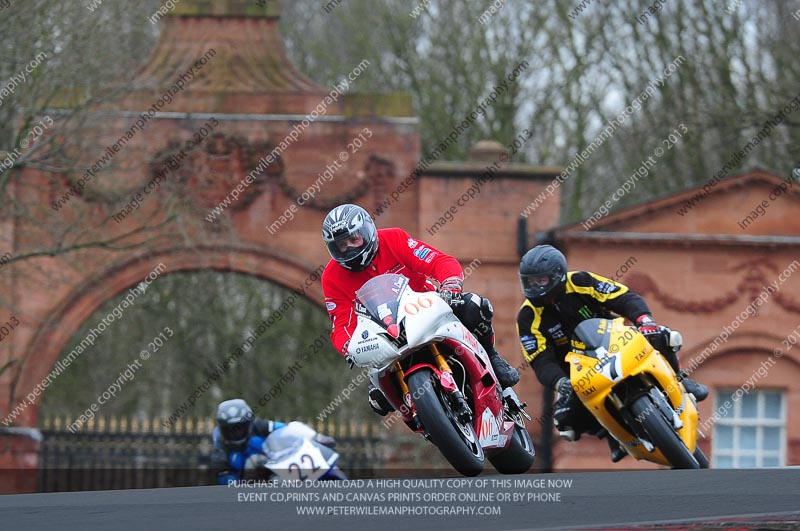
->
[347,274,535,476]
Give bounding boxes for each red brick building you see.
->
[550,169,800,468]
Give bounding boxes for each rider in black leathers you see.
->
[516,245,708,462]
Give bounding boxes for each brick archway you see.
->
[0,1,559,488]
[0,2,422,429]
[1,1,557,427]
[12,245,326,427]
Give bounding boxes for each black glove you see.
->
[438,276,464,307]
[345,353,356,369]
[553,377,577,431]
[636,315,673,353]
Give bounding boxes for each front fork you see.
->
[396,344,473,426]
[611,376,681,452]
[390,362,424,431]
[430,344,472,424]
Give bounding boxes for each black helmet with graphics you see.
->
[519,244,567,305]
[216,398,254,449]
[322,204,379,272]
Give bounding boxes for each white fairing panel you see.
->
[401,291,452,347]
[279,421,318,440]
[348,318,399,369]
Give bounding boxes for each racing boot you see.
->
[368,385,394,416]
[487,348,520,388]
[596,428,627,462]
[607,436,628,462]
[553,377,580,441]
[477,333,519,388]
[678,371,708,402]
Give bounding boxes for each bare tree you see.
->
[282,0,800,222]
[0,0,175,283]
[281,0,554,162]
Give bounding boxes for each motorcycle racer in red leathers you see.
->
[321,204,519,415]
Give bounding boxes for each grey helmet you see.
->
[216,399,254,448]
[322,204,379,272]
[519,245,567,304]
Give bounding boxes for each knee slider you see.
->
[468,294,494,339]
[480,297,494,320]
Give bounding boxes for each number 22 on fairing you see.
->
[267,439,329,481]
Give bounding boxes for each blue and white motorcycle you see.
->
[258,421,346,481]
[220,421,345,482]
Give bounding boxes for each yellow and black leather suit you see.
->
[516,271,650,390]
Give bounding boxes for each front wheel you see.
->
[488,423,535,474]
[630,395,699,469]
[407,369,484,476]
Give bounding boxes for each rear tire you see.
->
[630,395,699,469]
[407,369,484,476]
[488,423,535,474]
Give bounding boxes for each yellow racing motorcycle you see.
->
[566,317,708,469]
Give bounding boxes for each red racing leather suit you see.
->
[322,228,463,354]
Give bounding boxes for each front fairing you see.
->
[349,274,455,371]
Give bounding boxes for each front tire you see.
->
[407,369,484,476]
[488,423,535,474]
[630,395,699,469]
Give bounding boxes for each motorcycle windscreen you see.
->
[573,318,613,357]
[263,433,339,474]
[355,274,407,330]
[263,432,304,461]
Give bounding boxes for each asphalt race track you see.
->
[1,469,798,531]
